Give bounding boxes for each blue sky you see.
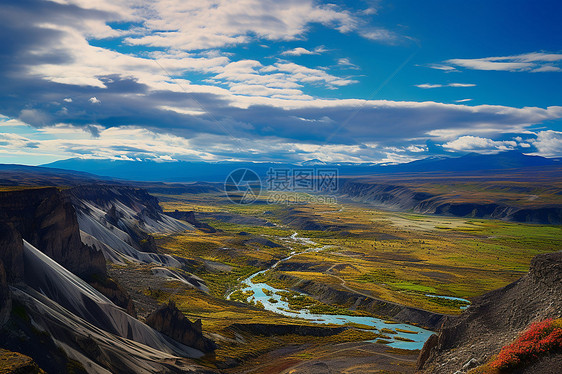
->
[0,0,561,165]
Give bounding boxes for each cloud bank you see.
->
[0,0,561,165]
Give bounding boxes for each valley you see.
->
[145,187,561,371]
[0,166,561,373]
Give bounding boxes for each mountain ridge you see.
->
[40,151,560,182]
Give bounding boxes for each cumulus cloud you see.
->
[123,0,357,50]
[443,136,518,153]
[0,123,217,162]
[0,0,560,164]
[530,130,562,156]
[281,46,327,56]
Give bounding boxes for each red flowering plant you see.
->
[490,318,562,370]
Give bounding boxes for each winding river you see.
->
[227,233,436,350]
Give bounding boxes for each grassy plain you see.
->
[154,190,562,316]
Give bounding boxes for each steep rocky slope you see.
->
[0,187,105,277]
[340,179,562,224]
[65,185,210,293]
[0,187,215,373]
[146,301,216,354]
[417,251,562,373]
[66,185,195,268]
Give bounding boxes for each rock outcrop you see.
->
[341,181,433,211]
[146,301,216,354]
[146,301,217,353]
[0,221,24,283]
[85,274,137,317]
[417,251,562,373]
[340,180,562,224]
[0,187,105,277]
[0,186,214,373]
[66,185,192,267]
[0,261,10,327]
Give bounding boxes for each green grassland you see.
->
[154,190,561,316]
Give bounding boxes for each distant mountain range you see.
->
[39,151,560,183]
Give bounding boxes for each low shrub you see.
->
[490,318,562,370]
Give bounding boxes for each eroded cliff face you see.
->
[0,222,24,327]
[0,187,214,373]
[340,180,562,224]
[0,221,24,283]
[146,301,217,354]
[65,185,192,267]
[417,251,562,373]
[0,187,139,316]
[0,187,105,277]
[340,181,434,211]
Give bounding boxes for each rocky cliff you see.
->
[0,222,24,327]
[340,180,562,224]
[65,185,193,267]
[417,251,562,373]
[146,301,216,354]
[0,187,137,315]
[0,186,215,373]
[0,221,24,283]
[0,187,105,277]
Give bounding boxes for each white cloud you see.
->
[89,97,101,104]
[443,52,562,72]
[337,58,359,69]
[416,84,443,89]
[281,46,327,56]
[2,1,561,164]
[63,98,73,102]
[123,0,357,51]
[27,19,353,102]
[0,123,218,162]
[281,47,315,56]
[415,83,476,89]
[406,145,427,153]
[531,65,562,73]
[426,64,457,71]
[359,28,400,43]
[455,99,472,103]
[530,130,562,156]
[362,7,377,15]
[443,136,518,153]
[0,118,29,128]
